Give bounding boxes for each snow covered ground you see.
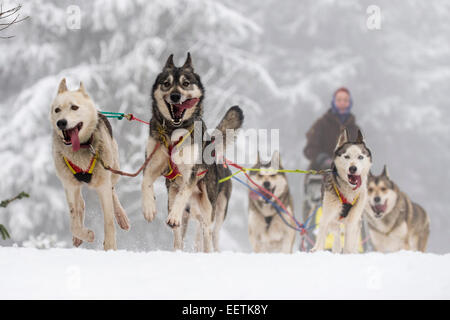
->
[0,247,449,299]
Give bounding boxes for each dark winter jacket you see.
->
[304,108,361,169]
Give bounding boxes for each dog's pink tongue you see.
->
[174,98,199,117]
[355,176,362,189]
[375,203,387,213]
[68,127,80,152]
[350,175,362,190]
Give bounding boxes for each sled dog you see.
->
[311,128,372,253]
[51,79,130,250]
[364,166,430,252]
[248,151,296,253]
[141,53,243,252]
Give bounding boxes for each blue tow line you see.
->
[232,176,315,232]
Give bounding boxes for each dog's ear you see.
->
[164,54,175,69]
[335,128,349,151]
[271,150,281,169]
[58,78,68,94]
[381,164,389,178]
[182,52,193,71]
[369,170,374,178]
[78,82,87,96]
[356,129,365,144]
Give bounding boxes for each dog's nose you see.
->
[263,181,271,190]
[349,166,357,174]
[170,92,181,103]
[374,196,381,203]
[57,119,67,129]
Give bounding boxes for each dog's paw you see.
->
[86,229,95,242]
[115,211,131,231]
[143,200,157,222]
[332,247,342,254]
[166,215,181,229]
[72,236,83,247]
[143,208,157,222]
[103,240,117,251]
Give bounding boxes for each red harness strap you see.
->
[163,136,209,181]
[335,188,350,204]
[333,183,360,220]
[164,140,182,180]
[63,153,98,183]
[197,169,208,177]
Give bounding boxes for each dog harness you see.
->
[64,153,98,183]
[157,124,192,180]
[157,125,208,181]
[164,135,184,180]
[333,182,360,219]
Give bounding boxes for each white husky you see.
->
[50,79,130,250]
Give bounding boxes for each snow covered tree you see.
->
[0,3,28,39]
[0,0,275,250]
[1,0,449,252]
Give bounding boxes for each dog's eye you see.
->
[71,105,79,111]
[358,155,364,160]
[182,81,190,87]
[344,155,350,159]
[381,187,387,192]
[368,188,373,193]
[55,108,61,113]
[163,81,171,88]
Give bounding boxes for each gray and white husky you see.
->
[50,79,130,250]
[141,53,244,252]
[248,151,296,253]
[364,166,430,252]
[311,129,372,253]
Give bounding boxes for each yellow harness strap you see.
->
[333,182,359,205]
[63,153,98,183]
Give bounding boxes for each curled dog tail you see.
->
[216,105,244,133]
[211,106,244,159]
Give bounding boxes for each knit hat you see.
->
[333,87,351,97]
[331,87,353,123]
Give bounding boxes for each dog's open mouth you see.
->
[166,98,199,126]
[263,187,276,203]
[347,174,361,189]
[250,186,276,203]
[372,200,387,217]
[62,122,83,152]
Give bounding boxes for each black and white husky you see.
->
[141,53,243,252]
[311,129,372,253]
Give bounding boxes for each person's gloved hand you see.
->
[315,153,333,169]
[322,158,333,168]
